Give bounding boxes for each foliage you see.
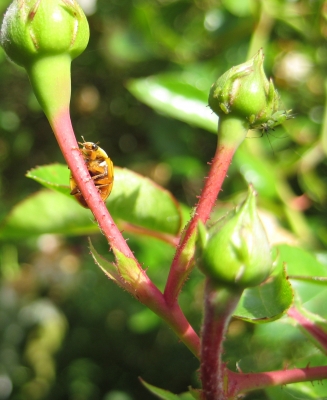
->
[1,0,327,399]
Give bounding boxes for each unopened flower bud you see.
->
[208,49,289,130]
[200,185,272,288]
[1,0,89,67]
[1,0,90,119]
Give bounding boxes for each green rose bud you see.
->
[1,0,89,66]
[200,185,272,288]
[0,0,89,119]
[208,49,289,130]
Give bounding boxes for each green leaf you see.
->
[26,163,71,196]
[266,381,327,399]
[112,247,149,291]
[276,244,327,317]
[277,244,327,277]
[188,388,202,400]
[140,379,196,400]
[19,164,182,238]
[234,142,278,199]
[127,74,217,132]
[234,266,293,322]
[0,190,96,239]
[89,240,120,283]
[108,167,181,235]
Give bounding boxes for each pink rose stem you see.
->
[288,306,327,353]
[119,222,180,247]
[201,282,243,400]
[226,365,327,397]
[164,143,235,305]
[164,117,247,307]
[49,107,201,357]
[200,290,327,399]
[51,109,133,257]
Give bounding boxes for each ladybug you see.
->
[70,137,114,208]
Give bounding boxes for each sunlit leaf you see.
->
[0,190,95,239]
[89,239,120,283]
[276,244,327,317]
[234,143,278,199]
[277,244,327,277]
[26,163,71,195]
[234,266,293,322]
[266,380,327,399]
[0,164,182,239]
[108,167,181,235]
[140,379,196,400]
[127,74,217,133]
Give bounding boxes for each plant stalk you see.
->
[200,281,242,400]
[227,366,327,397]
[288,306,327,354]
[50,107,202,357]
[164,117,247,306]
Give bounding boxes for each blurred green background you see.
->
[1,0,327,399]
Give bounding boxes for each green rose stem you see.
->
[164,116,248,306]
[1,0,200,357]
[247,0,274,60]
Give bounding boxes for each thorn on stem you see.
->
[236,362,243,373]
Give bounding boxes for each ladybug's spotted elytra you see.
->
[70,138,114,208]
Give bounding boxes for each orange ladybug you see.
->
[70,137,114,208]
